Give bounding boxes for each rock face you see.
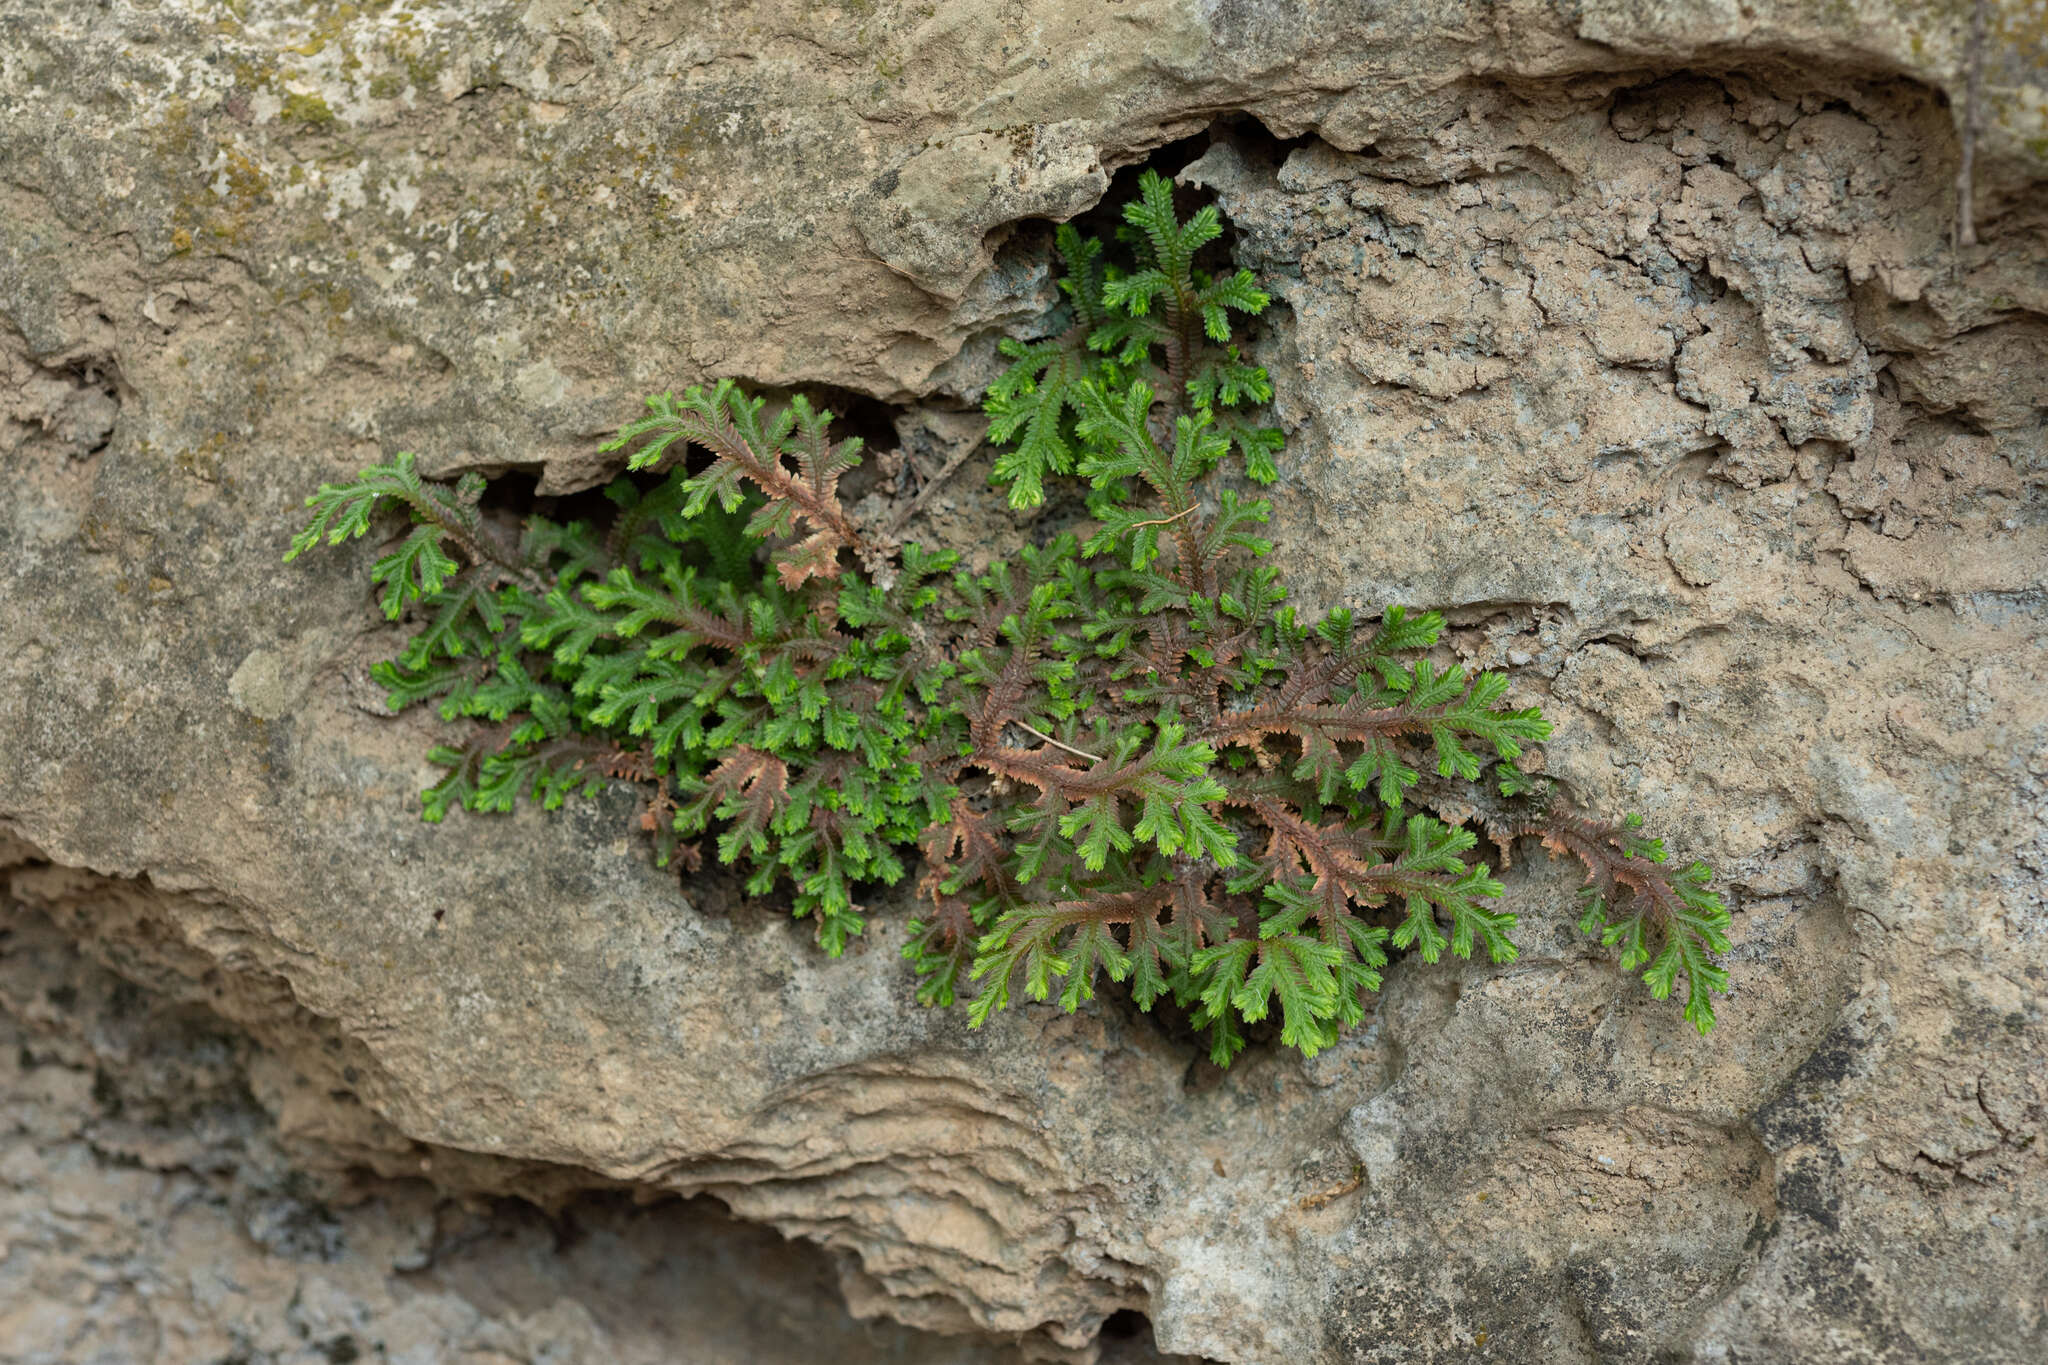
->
[0,902,1084,1365]
[3,2,2045,1362]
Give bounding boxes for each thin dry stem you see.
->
[884,434,986,538]
[1011,719,1106,763]
[1131,504,1199,530]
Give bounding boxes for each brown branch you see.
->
[973,746,1089,796]
[883,433,986,538]
[1163,492,1212,600]
[395,488,550,596]
[702,413,863,550]
[1510,810,1689,929]
[1131,504,1199,530]
[1157,283,1198,436]
[651,600,750,652]
[1202,696,1448,751]
[1011,720,1105,763]
[970,643,1042,751]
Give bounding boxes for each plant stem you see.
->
[1012,719,1106,763]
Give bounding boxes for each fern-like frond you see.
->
[986,336,1097,509]
[1540,812,1734,1032]
[602,383,867,587]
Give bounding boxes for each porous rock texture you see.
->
[2,2,2045,1362]
[0,897,1073,1365]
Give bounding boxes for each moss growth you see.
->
[281,93,337,127]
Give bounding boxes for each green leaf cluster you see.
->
[984,171,1279,510]
[288,170,1731,1061]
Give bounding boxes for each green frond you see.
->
[285,451,429,561]
[986,337,1096,508]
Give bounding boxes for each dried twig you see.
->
[884,434,986,537]
[1011,719,1106,763]
[1131,504,1199,530]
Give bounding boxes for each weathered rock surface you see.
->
[3,2,2045,1361]
[0,903,1095,1365]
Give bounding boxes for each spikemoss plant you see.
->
[287,172,1731,1062]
